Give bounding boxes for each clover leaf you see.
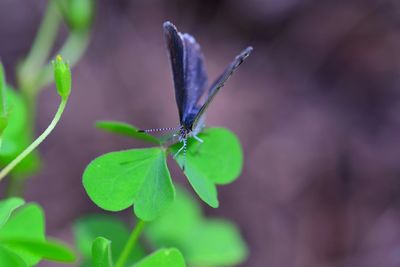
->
[91,237,113,267]
[133,248,186,267]
[0,246,26,267]
[83,148,175,221]
[0,200,76,265]
[74,214,145,266]
[0,87,40,176]
[170,127,243,207]
[84,126,243,217]
[0,203,45,265]
[145,187,248,267]
[96,120,160,145]
[0,197,24,227]
[0,239,75,263]
[0,62,8,140]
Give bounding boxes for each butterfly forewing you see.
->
[163,21,186,122]
[191,46,253,130]
[164,22,208,128]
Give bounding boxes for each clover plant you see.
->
[80,115,247,267]
[0,0,92,265]
[0,0,249,266]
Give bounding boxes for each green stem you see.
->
[19,1,61,87]
[115,219,145,267]
[0,96,69,182]
[6,178,24,197]
[16,0,62,143]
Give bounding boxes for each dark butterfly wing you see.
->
[191,46,253,129]
[164,21,208,126]
[181,33,208,122]
[163,21,186,122]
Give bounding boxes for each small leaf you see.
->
[133,248,186,267]
[180,162,218,208]
[172,127,243,184]
[184,220,248,266]
[0,198,25,228]
[145,187,248,267]
[0,204,45,266]
[0,62,8,138]
[74,215,144,264]
[0,62,7,117]
[92,237,112,267]
[0,238,76,263]
[145,188,202,246]
[83,148,175,221]
[0,88,27,156]
[170,128,243,208]
[96,120,160,144]
[0,87,40,176]
[0,246,26,267]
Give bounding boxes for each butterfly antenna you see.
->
[138,127,177,133]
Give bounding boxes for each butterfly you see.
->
[140,21,253,169]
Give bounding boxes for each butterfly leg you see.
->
[173,144,185,158]
[173,138,187,171]
[193,135,203,143]
[182,138,187,171]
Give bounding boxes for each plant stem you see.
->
[19,1,61,90]
[15,0,62,173]
[0,97,69,182]
[115,219,145,267]
[6,178,24,197]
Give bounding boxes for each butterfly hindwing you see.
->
[191,46,253,130]
[181,33,208,121]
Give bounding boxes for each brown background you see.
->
[2,0,400,266]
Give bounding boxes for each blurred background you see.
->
[2,0,400,266]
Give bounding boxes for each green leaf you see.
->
[0,246,26,267]
[0,198,25,227]
[0,62,8,138]
[170,128,243,208]
[0,88,27,156]
[0,238,76,263]
[145,188,202,247]
[0,62,6,115]
[83,148,175,221]
[0,204,45,265]
[180,162,218,208]
[74,215,144,264]
[184,220,248,266]
[172,127,243,184]
[0,87,40,176]
[145,187,248,267]
[92,237,112,267]
[133,248,185,267]
[96,121,160,144]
